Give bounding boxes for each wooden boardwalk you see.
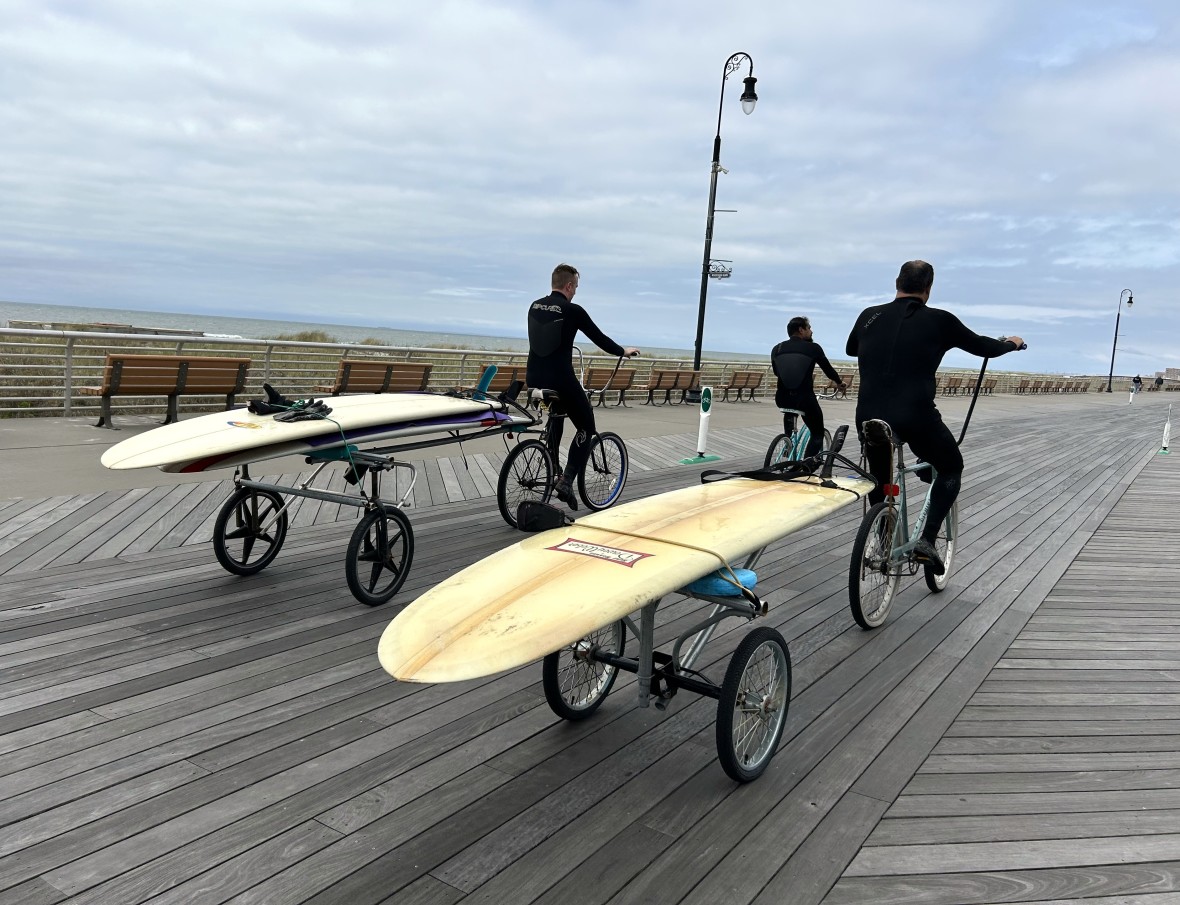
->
[0,397,1176,904]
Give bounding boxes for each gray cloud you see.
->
[1,0,1177,373]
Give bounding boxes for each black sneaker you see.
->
[553,478,579,511]
[912,538,945,575]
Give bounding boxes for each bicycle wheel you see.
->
[213,488,288,576]
[578,431,628,510]
[924,501,958,592]
[849,501,901,629]
[716,627,791,783]
[764,434,791,468]
[497,441,555,528]
[345,506,414,606]
[542,620,625,720]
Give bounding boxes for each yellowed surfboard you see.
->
[379,473,872,683]
[100,393,510,473]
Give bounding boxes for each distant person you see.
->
[1156,376,1165,390]
[845,260,1025,574]
[526,264,639,509]
[1131,374,1143,404]
[770,317,844,459]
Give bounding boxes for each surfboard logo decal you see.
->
[546,538,652,568]
[227,421,262,429]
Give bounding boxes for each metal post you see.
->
[687,52,757,404]
[1106,289,1132,393]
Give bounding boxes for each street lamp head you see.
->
[1126,294,1133,307]
[740,76,758,114]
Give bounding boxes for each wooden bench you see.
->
[720,370,765,402]
[81,353,250,429]
[821,372,856,399]
[836,372,855,399]
[983,378,997,395]
[315,360,432,395]
[942,376,964,395]
[1015,379,1030,394]
[584,367,638,407]
[642,369,700,406]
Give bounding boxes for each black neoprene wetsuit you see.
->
[770,337,843,459]
[845,296,1018,542]
[526,291,626,482]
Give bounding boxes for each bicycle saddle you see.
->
[861,419,901,448]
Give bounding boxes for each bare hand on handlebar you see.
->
[623,347,641,358]
[1002,336,1027,350]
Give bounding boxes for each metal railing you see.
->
[0,327,1156,419]
[0,328,768,418]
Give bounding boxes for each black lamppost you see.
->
[687,52,758,403]
[1105,288,1133,392]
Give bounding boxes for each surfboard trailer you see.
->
[211,394,537,606]
[381,430,874,781]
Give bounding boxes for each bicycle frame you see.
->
[879,445,939,574]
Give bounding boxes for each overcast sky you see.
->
[2,0,1177,373]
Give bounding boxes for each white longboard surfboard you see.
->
[379,473,873,684]
[100,393,514,473]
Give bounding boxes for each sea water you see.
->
[0,298,764,362]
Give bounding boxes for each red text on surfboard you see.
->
[545,538,653,568]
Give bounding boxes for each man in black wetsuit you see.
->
[527,264,639,510]
[846,260,1024,573]
[770,316,845,459]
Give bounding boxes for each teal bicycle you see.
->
[764,407,832,468]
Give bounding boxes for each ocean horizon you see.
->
[0,299,766,363]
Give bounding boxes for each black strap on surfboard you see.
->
[700,423,873,496]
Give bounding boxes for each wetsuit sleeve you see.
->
[571,304,626,357]
[845,313,864,357]
[940,311,1018,358]
[815,345,842,384]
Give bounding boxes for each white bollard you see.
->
[1161,404,1172,455]
[696,386,712,457]
[679,386,721,464]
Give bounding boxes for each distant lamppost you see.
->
[687,51,758,403]
[1105,288,1133,392]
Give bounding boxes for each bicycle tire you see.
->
[496,441,555,528]
[213,488,288,576]
[764,434,790,468]
[849,501,901,629]
[924,501,957,592]
[345,506,414,606]
[578,432,628,510]
[542,620,625,720]
[716,627,791,782]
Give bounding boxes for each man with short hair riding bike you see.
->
[845,260,1024,574]
[770,316,845,459]
[526,263,639,510]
